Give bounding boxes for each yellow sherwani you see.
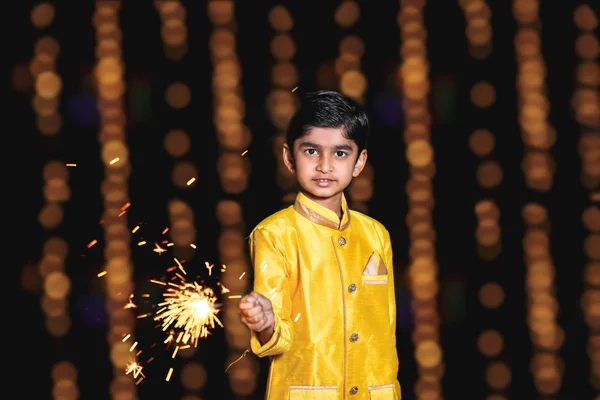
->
[249,192,401,400]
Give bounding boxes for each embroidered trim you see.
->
[289,386,338,390]
[294,198,350,231]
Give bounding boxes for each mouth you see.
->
[313,178,336,187]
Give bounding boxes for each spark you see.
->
[239,272,246,280]
[124,294,137,309]
[220,264,227,272]
[129,341,138,352]
[154,277,223,347]
[122,333,131,342]
[118,210,127,217]
[186,177,196,186]
[153,242,167,255]
[166,367,174,381]
[190,243,196,249]
[121,202,131,211]
[97,271,107,278]
[174,258,186,274]
[87,239,98,248]
[259,260,267,272]
[205,262,214,276]
[162,227,169,234]
[125,361,145,379]
[110,157,120,165]
[228,295,242,299]
[66,163,77,167]
[138,241,147,246]
[294,313,301,322]
[292,86,298,92]
[241,149,248,156]
[132,225,140,233]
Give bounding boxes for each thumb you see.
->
[252,291,272,309]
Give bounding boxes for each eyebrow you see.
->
[298,141,354,152]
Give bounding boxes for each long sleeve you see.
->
[248,227,294,357]
[383,228,397,329]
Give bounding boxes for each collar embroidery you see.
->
[293,192,350,231]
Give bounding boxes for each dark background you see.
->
[12,0,599,399]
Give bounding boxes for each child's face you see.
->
[283,127,367,209]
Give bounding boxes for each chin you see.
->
[305,186,340,199]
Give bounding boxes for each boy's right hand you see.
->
[239,291,275,334]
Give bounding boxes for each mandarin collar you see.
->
[293,191,350,231]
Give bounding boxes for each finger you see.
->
[240,309,261,321]
[240,294,256,305]
[246,314,266,325]
[242,307,263,318]
[239,301,257,310]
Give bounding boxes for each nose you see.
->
[316,153,333,173]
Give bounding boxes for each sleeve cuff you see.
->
[250,316,281,357]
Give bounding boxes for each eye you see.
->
[335,151,348,158]
[304,148,317,155]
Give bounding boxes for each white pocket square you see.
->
[362,252,388,276]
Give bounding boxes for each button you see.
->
[338,236,347,246]
[349,333,359,342]
[348,283,357,293]
[349,386,358,395]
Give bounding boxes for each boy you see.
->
[239,90,401,399]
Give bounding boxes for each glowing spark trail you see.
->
[153,276,223,347]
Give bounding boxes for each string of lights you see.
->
[153,1,210,396]
[397,1,444,398]
[92,1,138,396]
[207,1,258,396]
[513,0,564,395]
[333,0,373,215]
[572,3,600,393]
[30,2,80,398]
[266,4,299,207]
[458,0,512,395]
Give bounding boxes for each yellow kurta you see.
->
[249,192,401,400]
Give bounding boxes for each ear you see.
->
[282,143,295,174]
[352,149,368,177]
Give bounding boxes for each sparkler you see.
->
[153,272,224,348]
[87,216,243,383]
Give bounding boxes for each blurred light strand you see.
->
[513,0,565,395]
[572,3,600,392]
[266,4,299,207]
[459,0,511,395]
[207,0,258,396]
[30,2,80,399]
[334,0,373,215]
[92,1,138,397]
[397,1,445,398]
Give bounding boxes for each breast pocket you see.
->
[369,384,396,399]
[361,275,390,323]
[289,386,337,400]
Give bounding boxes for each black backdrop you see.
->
[12,0,598,399]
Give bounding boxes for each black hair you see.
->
[286,90,369,155]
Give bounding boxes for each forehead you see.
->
[296,127,356,147]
